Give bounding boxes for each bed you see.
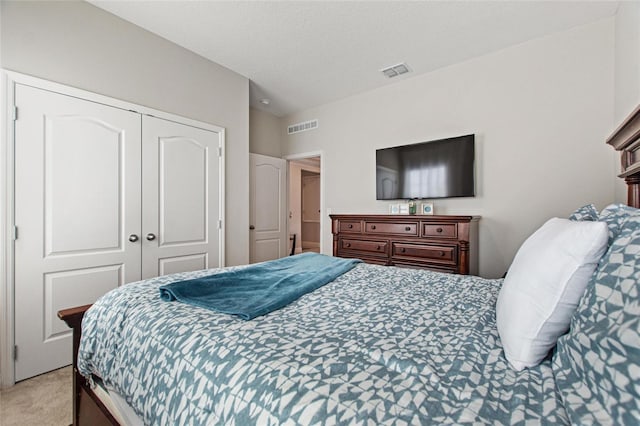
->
[59,105,640,425]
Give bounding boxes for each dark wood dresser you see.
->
[330,214,479,274]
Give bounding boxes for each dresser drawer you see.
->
[340,238,388,255]
[335,252,388,265]
[365,222,418,236]
[392,242,457,265]
[339,221,361,233]
[422,223,457,239]
[358,257,389,266]
[390,261,457,274]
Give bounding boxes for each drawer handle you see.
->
[376,245,381,250]
[436,227,443,233]
[345,243,351,248]
[400,247,406,253]
[405,226,411,231]
[371,225,376,230]
[439,251,445,256]
[348,224,353,229]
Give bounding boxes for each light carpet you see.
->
[0,366,71,426]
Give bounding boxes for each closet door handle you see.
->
[128,234,139,242]
[146,233,156,241]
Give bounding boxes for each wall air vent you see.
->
[287,119,319,135]
[381,63,410,78]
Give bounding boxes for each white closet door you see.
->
[14,84,142,381]
[249,153,287,263]
[141,116,222,279]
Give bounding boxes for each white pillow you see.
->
[496,217,608,371]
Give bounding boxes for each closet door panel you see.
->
[46,116,123,254]
[159,137,207,245]
[14,84,142,381]
[159,253,208,276]
[142,116,221,279]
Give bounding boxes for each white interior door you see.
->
[250,154,287,263]
[14,84,142,381]
[141,116,222,278]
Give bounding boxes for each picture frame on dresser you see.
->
[421,203,434,215]
[398,203,410,214]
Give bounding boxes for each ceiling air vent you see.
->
[288,119,318,135]
[381,63,410,78]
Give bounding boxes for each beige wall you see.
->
[249,107,282,157]
[282,19,616,278]
[615,1,640,121]
[614,2,640,203]
[0,0,250,265]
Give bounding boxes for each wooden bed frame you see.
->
[606,104,640,209]
[57,305,120,426]
[58,104,640,425]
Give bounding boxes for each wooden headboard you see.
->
[607,104,640,208]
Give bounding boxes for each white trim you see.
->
[0,70,226,387]
[283,151,325,256]
[218,129,226,267]
[1,71,16,388]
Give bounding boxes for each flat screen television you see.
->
[376,134,475,200]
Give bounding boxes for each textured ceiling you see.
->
[90,1,618,117]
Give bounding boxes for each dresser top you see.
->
[329,214,480,222]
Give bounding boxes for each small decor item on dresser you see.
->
[408,199,417,215]
[389,204,400,214]
[421,202,434,215]
[398,203,410,215]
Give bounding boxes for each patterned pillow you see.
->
[568,204,598,222]
[598,203,640,244]
[552,215,640,424]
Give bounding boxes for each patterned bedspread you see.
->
[78,263,568,425]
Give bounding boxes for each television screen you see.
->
[376,134,475,200]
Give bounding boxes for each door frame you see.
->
[283,151,324,256]
[0,70,226,387]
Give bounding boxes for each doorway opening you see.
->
[287,155,321,256]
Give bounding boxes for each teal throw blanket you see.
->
[159,253,361,320]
